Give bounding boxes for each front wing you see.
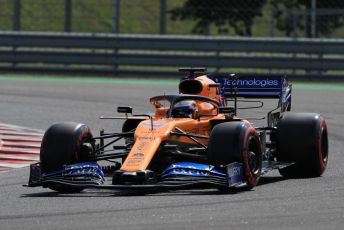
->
[26,161,247,191]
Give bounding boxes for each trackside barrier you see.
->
[0,31,344,78]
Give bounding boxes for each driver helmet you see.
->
[172,100,197,118]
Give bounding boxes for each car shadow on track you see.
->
[21,176,287,198]
[258,176,286,186]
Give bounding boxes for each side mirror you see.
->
[117,106,132,114]
[219,107,234,114]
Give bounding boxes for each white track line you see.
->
[0,147,40,154]
[0,123,44,133]
[0,136,42,142]
[0,162,35,168]
[0,141,41,148]
[0,154,39,161]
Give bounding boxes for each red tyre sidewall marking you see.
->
[242,126,258,187]
[317,118,327,173]
[75,126,92,162]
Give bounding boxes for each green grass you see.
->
[0,0,13,30]
[1,0,344,37]
[0,0,192,34]
[0,74,179,85]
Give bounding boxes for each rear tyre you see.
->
[276,113,328,178]
[208,122,262,189]
[40,122,94,192]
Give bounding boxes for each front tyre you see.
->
[208,122,262,189]
[276,113,328,178]
[40,122,94,192]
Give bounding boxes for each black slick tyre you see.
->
[208,121,262,189]
[276,113,328,178]
[40,122,94,192]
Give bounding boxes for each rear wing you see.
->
[208,73,292,112]
[208,74,290,99]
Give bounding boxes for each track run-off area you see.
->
[0,75,343,230]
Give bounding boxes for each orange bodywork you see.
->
[120,74,227,172]
[193,75,223,102]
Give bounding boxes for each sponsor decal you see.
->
[126,159,143,166]
[226,162,244,185]
[227,165,241,177]
[63,163,104,177]
[126,151,145,166]
[137,142,146,151]
[138,136,155,140]
[163,162,227,179]
[64,167,97,176]
[142,120,167,128]
[169,162,210,170]
[166,162,212,176]
[214,77,281,88]
[133,152,144,157]
[170,168,209,176]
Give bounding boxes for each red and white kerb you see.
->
[0,123,42,171]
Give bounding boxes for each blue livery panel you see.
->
[38,162,105,186]
[163,162,226,177]
[162,162,245,188]
[209,75,289,99]
[226,162,244,187]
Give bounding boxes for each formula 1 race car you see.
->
[27,68,328,193]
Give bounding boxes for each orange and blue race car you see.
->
[27,68,328,193]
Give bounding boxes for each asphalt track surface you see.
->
[0,77,343,230]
